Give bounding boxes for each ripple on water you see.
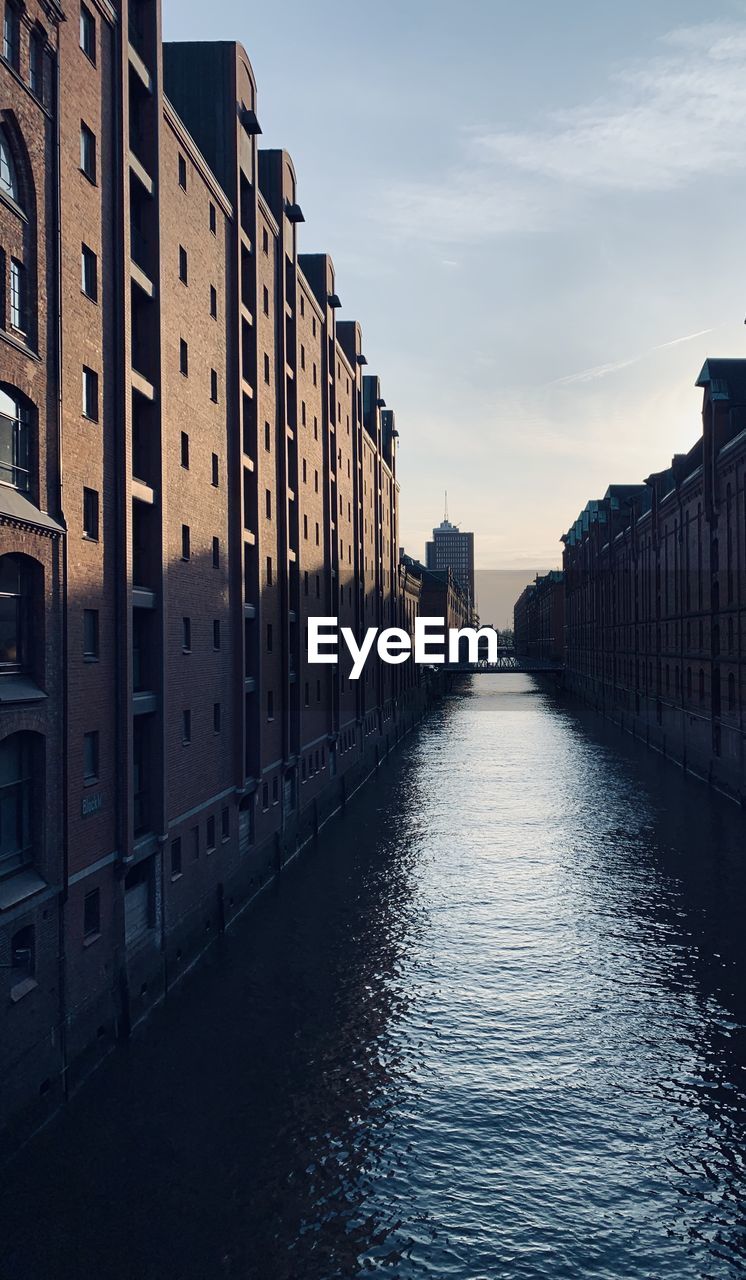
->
[3,676,746,1280]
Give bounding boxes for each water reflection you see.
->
[3,677,746,1279]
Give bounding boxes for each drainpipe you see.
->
[53,27,69,1103]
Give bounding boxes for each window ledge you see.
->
[10,977,38,1004]
[0,326,39,361]
[83,932,101,949]
[0,869,47,913]
[0,675,47,705]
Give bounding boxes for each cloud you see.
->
[375,20,746,242]
[550,327,714,387]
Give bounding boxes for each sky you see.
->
[164,0,746,578]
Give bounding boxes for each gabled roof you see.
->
[696,358,746,403]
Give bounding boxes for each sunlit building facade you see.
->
[0,0,426,1144]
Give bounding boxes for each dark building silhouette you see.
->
[425,503,475,610]
[0,1,430,1143]
[561,359,746,800]
[514,571,564,664]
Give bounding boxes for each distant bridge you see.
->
[444,647,564,675]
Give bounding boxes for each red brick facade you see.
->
[562,359,746,800]
[0,1,428,1142]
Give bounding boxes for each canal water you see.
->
[3,677,746,1280]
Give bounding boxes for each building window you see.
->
[182,616,191,651]
[82,366,99,421]
[212,619,221,651]
[206,814,216,851]
[210,285,217,319]
[209,202,217,235]
[303,513,308,540]
[28,33,44,100]
[210,369,218,402]
[0,734,34,874]
[171,838,182,878]
[267,690,274,721]
[80,122,96,182]
[265,489,272,520]
[178,245,188,283]
[213,702,221,733]
[179,338,189,376]
[180,431,189,468]
[262,782,269,811]
[83,487,99,540]
[81,244,98,300]
[181,525,190,560]
[212,536,220,568]
[263,353,270,383]
[182,709,191,744]
[80,3,96,62]
[83,730,99,783]
[0,388,30,490]
[262,228,269,255]
[3,3,20,68]
[272,777,279,805]
[264,421,271,451]
[83,608,99,659]
[0,128,18,204]
[266,556,273,586]
[83,887,100,939]
[178,154,187,190]
[9,259,26,334]
[0,555,29,671]
[211,453,219,487]
[221,806,229,841]
[262,286,269,315]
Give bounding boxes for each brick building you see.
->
[0,2,429,1143]
[513,571,565,663]
[562,359,746,800]
[399,554,473,663]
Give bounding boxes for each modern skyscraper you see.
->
[425,496,475,608]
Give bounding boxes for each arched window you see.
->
[0,387,30,490]
[0,126,19,202]
[0,554,31,671]
[0,733,34,874]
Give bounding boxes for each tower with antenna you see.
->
[425,496,475,612]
